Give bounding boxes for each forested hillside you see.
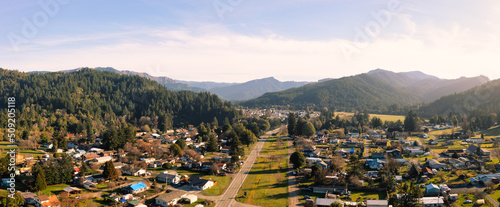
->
[0,68,239,138]
[418,78,500,122]
[242,74,419,113]
[367,69,489,102]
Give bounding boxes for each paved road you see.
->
[288,137,301,207]
[214,129,278,207]
[483,192,500,207]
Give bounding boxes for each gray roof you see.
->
[156,190,187,202]
[367,200,388,205]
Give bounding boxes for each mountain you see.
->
[177,80,237,90]
[28,67,205,92]
[0,68,239,132]
[93,67,205,92]
[242,74,420,113]
[209,77,310,101]
[366,69,489,102]
[418,78,500,117]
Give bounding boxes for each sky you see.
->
[1,0,500,82]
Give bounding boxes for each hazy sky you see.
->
[1,0,500,82]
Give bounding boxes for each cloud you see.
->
[1,20,500,82]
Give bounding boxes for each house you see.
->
[315,198,343,207]
[157,171,181,184]
[408,149,425,156]
[43,143,53,149]
[140,157,156,164]
[83,180,97,189]
[21,192,38,205]
[121,167,147,177]
[83,153,100,161]
[179,194,198,204]
[427,159,446,170]
[127,200,147,207]
[124,182,149,194]
[366,159,385,170]
[428,139,438,145]
[476,173,500,183]
[89,148,104,154]
[449,194,458,201]
[467,138,483,144]
[113,162,126,169]
[420,196,444,207]
[155,191,191,207]
[445,149,465,157]
[92,156,113,164]
[35,195,61,207]
[188,176,214,190]
[421,167,433,176]
[367,200,388,207]
[386,149,402,157]
[63,186,82,195]
[448,159,466,168]
[425,183,440,194]
[466,144,490,157]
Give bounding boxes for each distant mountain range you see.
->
[242,69,489,113]
[28,67,310,101]
[27,68,490,113]
[367,69,489,102]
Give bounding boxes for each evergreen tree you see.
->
[103,161,118,181]
[207,133,219,152]
[32,164,47,191]
[176,138,186,150]
[290,151,306,169]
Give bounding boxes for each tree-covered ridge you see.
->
[242,74,419,114]
[0,68,240,135]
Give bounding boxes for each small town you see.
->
[2,1,500,207]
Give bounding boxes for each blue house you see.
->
[125,182,149,194]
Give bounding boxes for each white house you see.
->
[189,176,214,190]
[92,156,113,164]
[427,159,446,170]
[157,171,181,184]
[155,191,197,207]
[420,197,444,207]
[367,200,388,207]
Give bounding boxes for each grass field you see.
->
[334,112,405,123]
[483,126,500,137]
[0,141,46,158]
[236,141,289,207]
[40,184,71,196]
[202,175,232,196]
[260,137,289,157]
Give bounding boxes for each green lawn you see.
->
[458,192,488,207]
[349,191,386,202]
[236,155,288,207]
[40,184,70,196]
[202,175,232,196]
